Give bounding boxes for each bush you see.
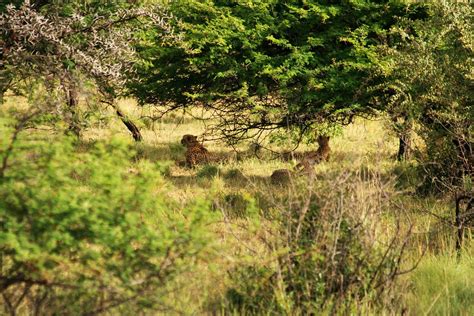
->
[166,142,186,161]
[214,192,257,219]
[382,2,473,195]
[223,168,246,183]
[223,171,413,313]
[197,165,220,179]
[418,130,472,195]
[0,116,214,315]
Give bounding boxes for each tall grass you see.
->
[78,99,474,314]
[1,96,470,314]
[406,254,474,315]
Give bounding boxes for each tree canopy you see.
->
[379,1,473,193]
[130,0,427,143]
[0,0,174,139]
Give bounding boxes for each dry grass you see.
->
[3,96,468,314]
[91,99,463,314]
[81,99,466,312]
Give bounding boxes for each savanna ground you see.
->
[2,95,473,315]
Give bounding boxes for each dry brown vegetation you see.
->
[1,96,473,314]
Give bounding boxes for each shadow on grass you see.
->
[166,167,270,190]
[136,142,185,162]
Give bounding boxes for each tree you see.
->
[379,1,473,193]
[129,0,426,145]
[0,1,175,140]
[0,0,52,103]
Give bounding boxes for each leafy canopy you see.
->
[379,1,473,193]
[130,0,426,142]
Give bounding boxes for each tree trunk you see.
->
[0,66,11,105]
[100,93,143,142]
[115,107,143,142]
[394,115,412,161]
[455,195,464,255]
[397,133,411,161]
[455,195,473,257]
[65,84,81,137]
[60,75,81,138]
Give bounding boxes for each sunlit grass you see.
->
[2,96,469,314]
[406,253,474,316]
[114,100,466,315]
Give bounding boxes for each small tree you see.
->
[0,110,215,314]
[379,1,473,193]
[0,1,175,140]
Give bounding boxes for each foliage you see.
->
[0,112,215,314]
[214,191,257,219]
[129,0,426,143]
[197,164,220,179]
[1,1,472,315]
[1,1,166,89]
[379,1,473,193]
[269,122,342,147]
[0,1,175,139]
[0,0,23,13]
[223,168,246,182]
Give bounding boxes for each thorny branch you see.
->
[0,2,177,87]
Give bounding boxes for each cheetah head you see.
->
[317,135,330,146]
[181,134,199,147]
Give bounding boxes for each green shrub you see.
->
[382,2,473,195]
[392,162,422,191]
[223,168,246,182]
[169,142,186,158]
[418,132,472,195]
[214,192,257,219]
[0,120,214,315]
[197,165,220,179]
[153,161,173,177]
[225,266,279,313]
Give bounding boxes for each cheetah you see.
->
[295,136,331,174]
[180,134,210,167]
[270,136,330,184]
[270,169,293,185]
[280,151,306,162]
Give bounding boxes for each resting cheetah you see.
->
[270,169,293,185]
[295,136,331,174]
[270,136,330,184]
[180,134,210,167]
